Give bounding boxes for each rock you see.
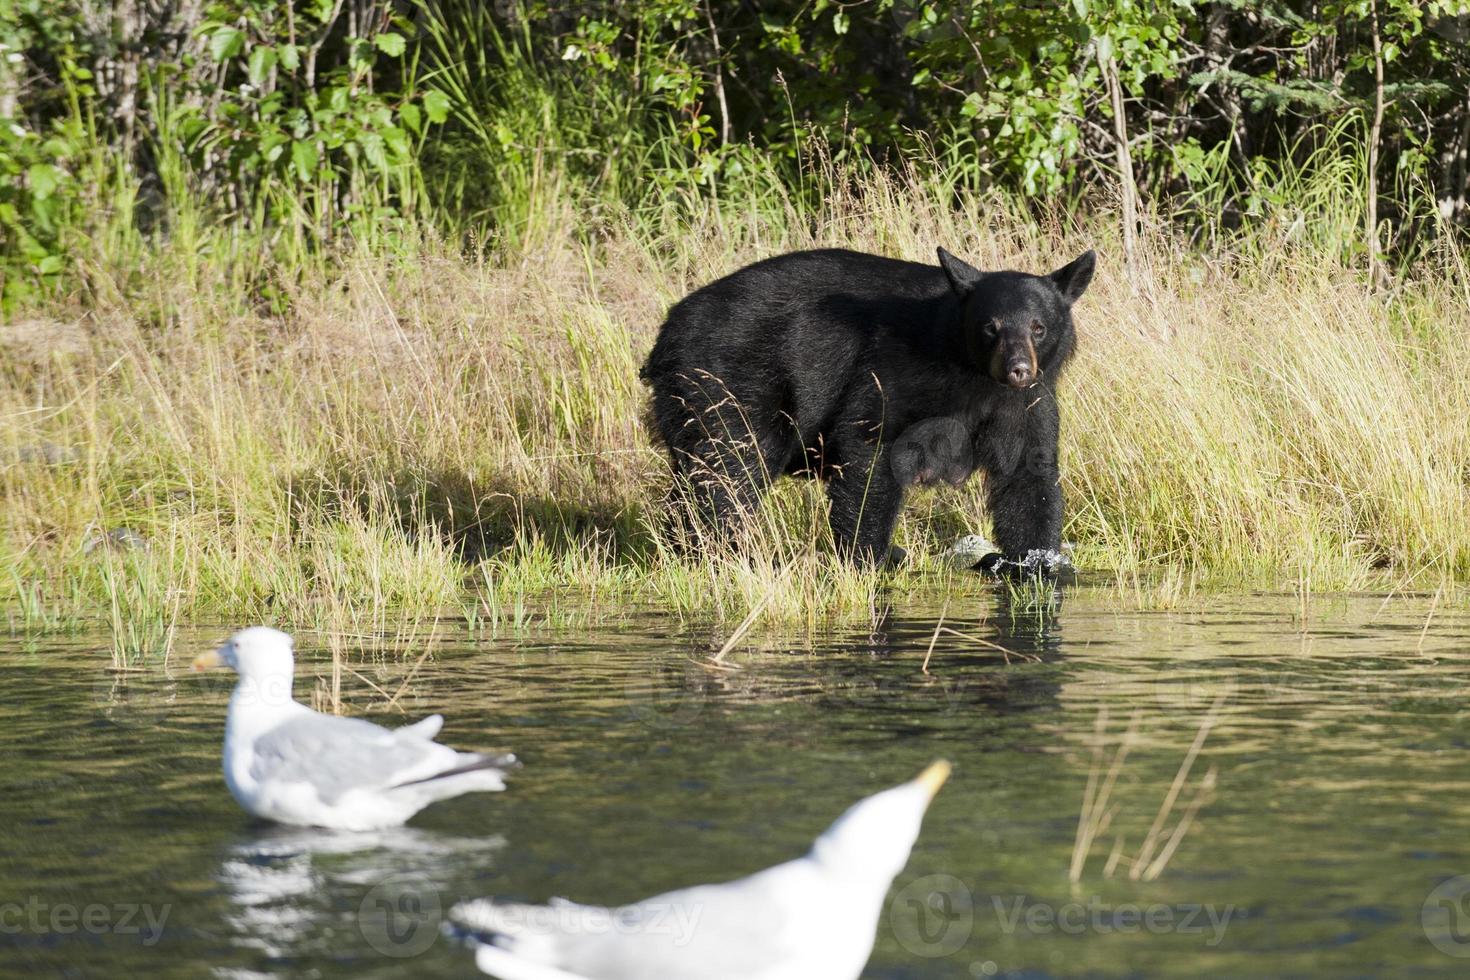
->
[83,528,148,555]
[0,318,88,365]
[15,442,81,465]
[944,534,995,569]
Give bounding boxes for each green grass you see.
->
[3,149,1468,647]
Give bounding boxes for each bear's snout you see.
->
[1005,361,1035,387]
[986,324,1040,388]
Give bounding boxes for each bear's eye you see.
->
[983,319,1000,337]
[1030,321,1046,340]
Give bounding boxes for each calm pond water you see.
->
[3,587,1470,978]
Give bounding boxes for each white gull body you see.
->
[194,626,516,830]
[451,761,950,980]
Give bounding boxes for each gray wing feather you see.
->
[250,714,445,803]
[399,714,444,739]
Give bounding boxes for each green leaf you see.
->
[209,27,245,62]
[291,140,318,182]
[423,89,450,125]
[348,38,374,72]
[359,131,387,171]
[26,163,63,200]
[278,43,300,72]
[400,102,422,135]
[833,11,849,35]
[247,46,277,85]
[260,130,288,163]
[382,126,410,159]
[374,32,406,57]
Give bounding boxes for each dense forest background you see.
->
[2,1,1469,307]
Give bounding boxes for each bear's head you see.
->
[937,247,1095,389]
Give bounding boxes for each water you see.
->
[3,588,1470,978]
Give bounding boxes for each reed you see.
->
[3,155,1467,643]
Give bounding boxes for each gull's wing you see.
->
[398,714,444,740]
[248,713,462,803]
[456,859,843,980]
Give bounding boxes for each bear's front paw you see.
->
[974,548,1074,580]
[974,552,1009,575]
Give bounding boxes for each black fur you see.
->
[641,246,1095,567]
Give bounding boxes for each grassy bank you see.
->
[3,160,1469,656]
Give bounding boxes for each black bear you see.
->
[640,245,1095,569]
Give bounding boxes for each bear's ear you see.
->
[937,247,983,298]
[1050,250,1096,304]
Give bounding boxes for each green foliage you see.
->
[175,1,442,242]
[0,3,96,304]
[2,0,1469,306]
[0,0,446,306]
[0,109,85,300]
[896,0,1183,194]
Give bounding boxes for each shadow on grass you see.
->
[283,456,658,566]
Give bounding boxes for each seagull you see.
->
[450,760,951,980]
[192,626,517,830]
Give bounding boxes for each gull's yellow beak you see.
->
[192,648,226,672]
[914,759,952,802]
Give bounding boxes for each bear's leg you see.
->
[985,452,1063,560]
[974,394,1064,569]
[663,397,786,549]
[826,445,906,567]
[673,443,768,537]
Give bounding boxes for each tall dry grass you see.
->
[3,164,1467,650]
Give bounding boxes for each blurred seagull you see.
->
[193,626,517,830]
[451,760,951,980]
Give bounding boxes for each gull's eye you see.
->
[1031,321,1046,341]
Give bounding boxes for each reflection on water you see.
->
[1,586,1469,978]
[217,827,503,963]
